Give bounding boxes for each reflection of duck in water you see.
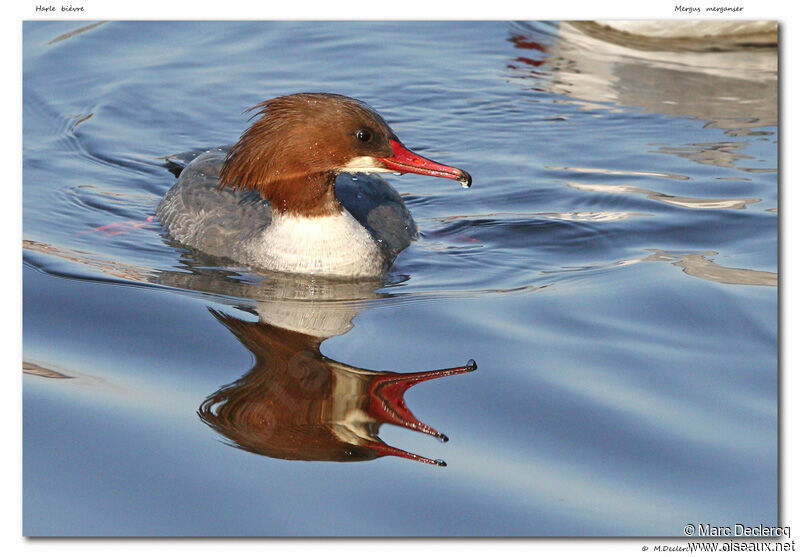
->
[151,268,475,467]
[199,310,475,465]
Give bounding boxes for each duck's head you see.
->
[219,93,471,216]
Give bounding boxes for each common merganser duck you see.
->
[157,93,471,277]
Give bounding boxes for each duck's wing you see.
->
[162,145,235,177]
[156,148,272,260]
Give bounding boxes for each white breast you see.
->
[243,209,386,277]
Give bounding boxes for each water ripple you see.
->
[564,181,761,210]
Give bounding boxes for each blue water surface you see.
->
[23,21,777,536]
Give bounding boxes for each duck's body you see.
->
[157,148,417,276]
[156,93,470,277]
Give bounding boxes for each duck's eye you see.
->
[355,128,373,143]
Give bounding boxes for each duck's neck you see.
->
[261,171,343,217]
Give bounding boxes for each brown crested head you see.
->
[218,93,397,216]
[218,92,471,217]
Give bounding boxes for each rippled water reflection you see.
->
[23,20,777,536]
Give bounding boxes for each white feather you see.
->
[244,210,385,277]
[340,156,393,174]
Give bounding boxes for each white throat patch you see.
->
[340,156,393,174]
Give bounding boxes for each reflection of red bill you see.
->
[366,359,477,466]
[92,215,154,235]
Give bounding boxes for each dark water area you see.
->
[23,21,777,536]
